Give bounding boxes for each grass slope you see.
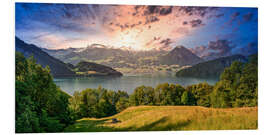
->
[64,106,257,132]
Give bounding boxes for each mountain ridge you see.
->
[16,37,123,77]
[15,37,76,77]
[176,54,248,78]
[159,45,204,66]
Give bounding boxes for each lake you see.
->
[54,75,219,95]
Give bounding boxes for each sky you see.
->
[15,3,258,57]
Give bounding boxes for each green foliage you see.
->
[181,91,195,105]
[186,83,213,107]
[68,87,129,119]
[116,97,130,113]
[181,91,189,105]
[210,54,258,108]
[15,96,40,133]
[39,109,65,132]
[129,83,193,106]
[156,83,185,105]
[210,81,232,108]
[15,52,73,133]
[131,86,155,105]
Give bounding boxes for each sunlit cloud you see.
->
[16,3,258,54]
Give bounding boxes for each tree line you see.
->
[15,52,257,133]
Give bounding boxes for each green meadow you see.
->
[65,106,257,132]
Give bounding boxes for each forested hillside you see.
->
[16,37,75,77]
[74,61,123,77]
[176,54,247,78]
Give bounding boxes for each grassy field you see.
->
[64,106,257,132]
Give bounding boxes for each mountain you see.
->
[44,45,203,67]
[42,47,83,65]
[15,37,76,77]
[16,37,123,77]
[159,46,204,66]
[42,45,206,75]
[43,45,135,66]
[43,45,166,68]
[176,54,248,78]
[75,61,123,77]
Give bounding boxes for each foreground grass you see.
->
[64,106,257,132]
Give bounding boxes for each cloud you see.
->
[182,21,188,25]
[216,13,224,18]
[144,37,172,51]
[231,12,240,19]
[160,38,173,46]
[144,16,160,25]
[189,45,207,57]
[16,4,102,35]
[190,39,236,59]
[208,39,235,55]
[243,12,253,22]
[178,7,218,17]
[159,6,173,16]
[236,42,258,56]
[144,6,160,15]
[142,6,173,16]
[16,3,221,50]
[227,12,240,26]
[181,19,204,28]
[189,19,204,27]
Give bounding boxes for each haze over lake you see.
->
[54,75,218,95]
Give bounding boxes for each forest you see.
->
[15,52,258,133]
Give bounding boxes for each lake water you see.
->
[54,75,219,95]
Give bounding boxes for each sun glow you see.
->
[114,29,145,50]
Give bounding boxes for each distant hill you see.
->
[75,61,123,77]
[44,45,203,68]
[42,47,83,65]
[43,45,164,67]
[176,54,247,78]
[159,46,204,66]
[15,37,76,77]
[43,45,171,75]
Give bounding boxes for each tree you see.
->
[68,87,129,119]
[116,97,129,113]
[186,83,213,107]
[210,81,232,108]
[15,52,73,133]
[181,91,196,105]
[211,54,258,108]
[181,91,189,105]
[130,85,155,105]
[157,83,185,105]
